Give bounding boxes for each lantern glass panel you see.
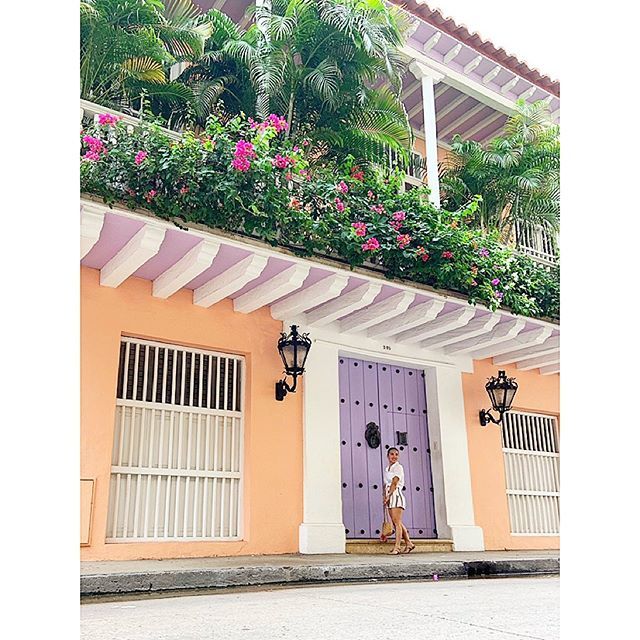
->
[486,385,499,411]
[297,343,310,371]
[504,386,517,410]
[282,344,298,372]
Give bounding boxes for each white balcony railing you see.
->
[80,99,181,140]
[514,220,559,266]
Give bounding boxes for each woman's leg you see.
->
[389,508,403,551]
[402,523,413,548]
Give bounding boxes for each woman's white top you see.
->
[384,462,404,491]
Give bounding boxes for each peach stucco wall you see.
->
[462,358,560,550]
[81,266,303,560]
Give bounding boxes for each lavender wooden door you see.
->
[339,357,437,539]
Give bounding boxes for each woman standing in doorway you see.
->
[384,447,416,554]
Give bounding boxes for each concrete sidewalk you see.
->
[81,550,559,597]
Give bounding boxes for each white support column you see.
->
[409,61,444,208]
[299,339,345,553]
[425,366,485,551]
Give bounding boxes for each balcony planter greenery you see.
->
[80,112,559,319]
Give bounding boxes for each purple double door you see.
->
[339,357,437,539]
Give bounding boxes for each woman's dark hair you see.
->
[387,447,399,456]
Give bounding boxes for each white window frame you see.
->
[106,337,245,543]
[502,410,559,536]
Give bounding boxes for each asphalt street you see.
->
[81,575,559,640]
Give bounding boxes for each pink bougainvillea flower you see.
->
[396,234,411,249]
[442,250,454,259]
[82,151,101,161]
[471,280,478,287]
[266,114,288,132]
[272,154,291,169]
[390,220,402,232]
[352,222,367,237]
[231,156,250,171]
[337,180,349,194]
[478,248,490,257]
[495,291,504,301]
[367,190,375,199]
[293,145,300,152]
[235,140,256,158]
[370,203,385,215]
[97,113,122,126]
[180,185,189,194]
[362,237,380,252]
[134,150,148,165]
[416,246,430,262]
[302,139,310,146]
[82,135,104,154]
[334,197,346,213]
[145,189,157,203]
[491,278,500,286]
[392,210,406,221]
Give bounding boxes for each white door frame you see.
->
[296,326,484,553]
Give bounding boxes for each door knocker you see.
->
[364,422,381,448]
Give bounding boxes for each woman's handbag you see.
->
[381,507,394,540]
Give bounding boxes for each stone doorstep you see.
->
[81,556,559,597]
[346,539,454,554]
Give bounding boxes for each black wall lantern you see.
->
[479,370,518,426]
[275,325,312,401]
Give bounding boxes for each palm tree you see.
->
[180,0,413,166]
[439,100,559,240]
[80,0,211,121]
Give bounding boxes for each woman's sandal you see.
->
[389,547,402,555]
[402,543,416,554]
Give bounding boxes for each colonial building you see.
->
[80,1,559,561]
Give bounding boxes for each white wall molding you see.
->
[290,322,473,373]
[299,340,345,553]
[80,202,106,259]
[424,366,485,550]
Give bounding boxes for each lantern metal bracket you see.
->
[479,409,503,427]
[275,375,298,402]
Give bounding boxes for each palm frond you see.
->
[121,56,166,83]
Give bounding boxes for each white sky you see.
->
[425,0,561,81]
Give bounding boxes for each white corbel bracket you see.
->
[408,61,445,84]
